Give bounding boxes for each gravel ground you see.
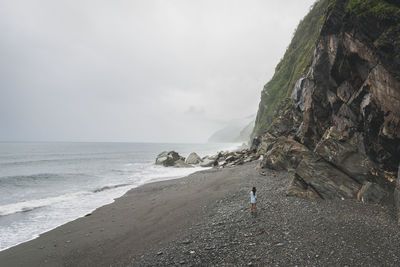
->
[2,162,398,267]
[130,165,400,266]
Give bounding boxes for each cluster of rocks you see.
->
[211,149,260,168]
[155,151,192,168]
[155,149,260,169]
[253,134,392,204]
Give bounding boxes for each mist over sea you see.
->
[0,142,240,251]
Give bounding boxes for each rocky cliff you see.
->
[253,0,400,207]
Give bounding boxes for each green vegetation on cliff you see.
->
[346,0,400,77]
[253,0,330,137]
[346,0,400,20]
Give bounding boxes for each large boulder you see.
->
[185,152,203,165]
[155,151,191,168]
[259,136,312,171]
[292,154,361,200]
[287,174,321,199]
[255,134,276,156]
[314,126,378,184]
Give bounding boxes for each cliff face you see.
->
[253,0,400,205]
[253,0,330,136]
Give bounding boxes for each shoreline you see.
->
[0,164,210,253]
[0,163,255,266]
[0,142,242,255]
[1,162,399,266]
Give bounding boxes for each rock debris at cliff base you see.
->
[130,163,400,266]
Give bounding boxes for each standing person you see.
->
[250,187,257,215]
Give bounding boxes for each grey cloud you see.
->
[0,0,316,142]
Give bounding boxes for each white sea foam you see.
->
[0,165,207,251]
[0,142,240,251]
[0,191,92,216]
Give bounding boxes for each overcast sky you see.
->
[0,0,315,143]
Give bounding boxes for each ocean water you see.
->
[0,142,240,251]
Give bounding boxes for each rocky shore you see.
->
[155,147,259,168]
[131,162,400,266]
[2,161,399,266]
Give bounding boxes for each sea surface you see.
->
[0,142,240,251]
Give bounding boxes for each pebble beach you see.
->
[0,162,399,266]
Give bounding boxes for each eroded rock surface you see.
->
[258,136,311,171]
[254,0,400,204]
[294,155,361,200]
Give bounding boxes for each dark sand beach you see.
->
[1,162,399,266]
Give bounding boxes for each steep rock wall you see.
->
[254,0,400,204]
[253,0,330,137]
